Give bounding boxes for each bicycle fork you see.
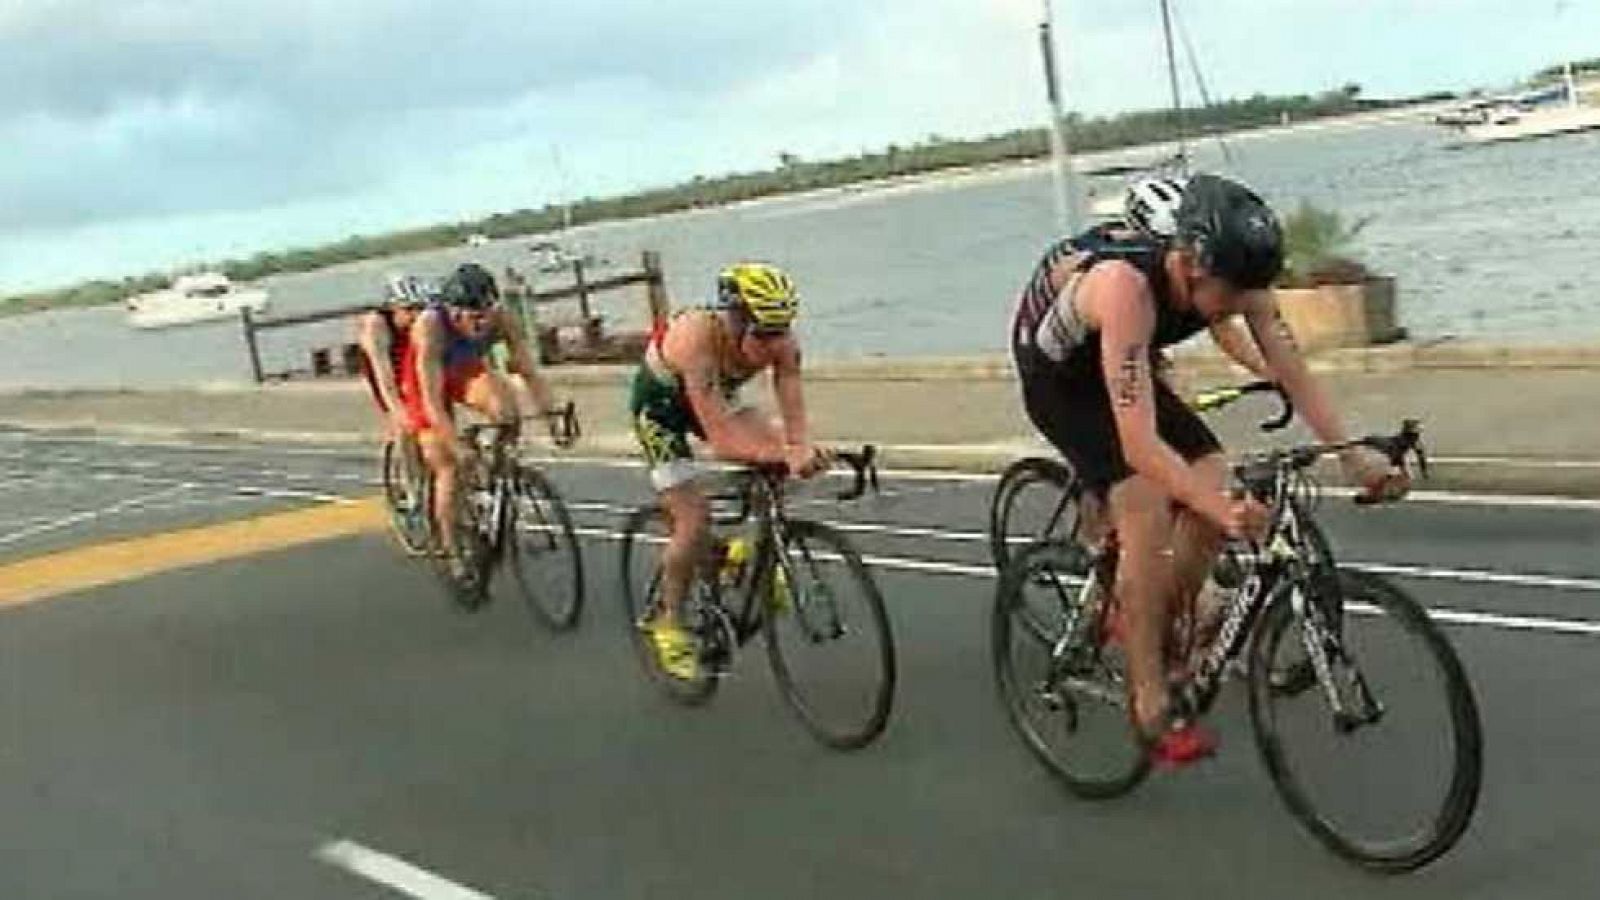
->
[1290,587,1384,733]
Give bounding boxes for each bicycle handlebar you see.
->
[1234,419,1428,504]
[833,445,880,501]
[457,402,580,449]
[1190,380,1294,433]
[740,444,880,502]
[542,401,580,448]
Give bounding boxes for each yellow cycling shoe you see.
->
[644,616,700,681]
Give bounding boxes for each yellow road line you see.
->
[0,497,386,607]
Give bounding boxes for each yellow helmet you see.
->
[717,262,798,331]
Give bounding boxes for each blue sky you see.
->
[1,0,1594,293]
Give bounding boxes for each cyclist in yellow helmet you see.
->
[628,262,829,679]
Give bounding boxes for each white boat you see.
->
[527,239,609,275]
[1463,102,1600,144]
[1454,64,1600,144]
[125,272,270,329]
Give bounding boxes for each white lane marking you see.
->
[1351,561,1600,593]
[1348,603,1600,637]
[1431,455,1600,469]
[567,505,1600,594]
[315,840,497,900]
[0,483,193,547]
[538,454,1600,503]
[564,524,1599,637]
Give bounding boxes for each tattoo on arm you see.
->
[1272,309,1300,352]
[1114,344,1146,408]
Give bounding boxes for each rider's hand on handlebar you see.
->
[785,443,831,479]
[1220,494,1272,542]
[1341,447,1410,504]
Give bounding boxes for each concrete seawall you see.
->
[5,343,1600,496]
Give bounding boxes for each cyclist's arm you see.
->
[1207,315,1273,381]
[769,334,810,448]
[494,309,555,415]
[1086,263,1230,524]
[413,312,456,443]
[665,317,786,465]
[357,312,406,413]
[1241,291,1349,444]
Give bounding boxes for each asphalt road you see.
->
[1,428,1598,898]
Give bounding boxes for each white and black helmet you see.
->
[1123,176,1188,239]
[384,274,436,307]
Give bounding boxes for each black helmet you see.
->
[441,262,499,309]
[1174,173,1284,290]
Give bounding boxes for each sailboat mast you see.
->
[1158,0,1187,160]
[1038,0,1084,232]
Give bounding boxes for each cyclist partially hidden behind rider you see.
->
[630,262,829,680]
[393,262,564,578]
[1009,173,1408,767]
[357,274,438,437]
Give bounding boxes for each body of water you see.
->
[3,117,1597,388]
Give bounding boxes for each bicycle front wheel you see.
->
[1248,569,1482,872]
[506,467,585,631]
[764,520,896,750]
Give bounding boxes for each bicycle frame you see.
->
[694,447,880,648]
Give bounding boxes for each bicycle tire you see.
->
[988,457,1079,572]
[1248,568,1482,872]
[992,540,1150,798]
[506,467,585,631]
[380,436,431,557]
[426,470,493,612]
[618,505,719,706]
[764,519,896,750]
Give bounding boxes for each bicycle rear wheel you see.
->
[380,436,431,557]
[991,540,1149,798]
[618,505,719,705]
[1248,569,1482,872]
[764,519,896,750]
[988,457,1081,573]
[506,467,585,631]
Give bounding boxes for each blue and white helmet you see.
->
[1123,175,1188,239]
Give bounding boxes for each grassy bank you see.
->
[2,86,1445,318]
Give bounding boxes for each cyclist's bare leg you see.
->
[658,484,710,621]
[1077,493,1110,551]
[418,428,460,555]
[1107,473,1180,735]
[1172,453,1229,645]
[462,372,520,449]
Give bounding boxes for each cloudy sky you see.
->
[1,0,1594,293]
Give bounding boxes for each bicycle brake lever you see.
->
[835,444,879,501]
